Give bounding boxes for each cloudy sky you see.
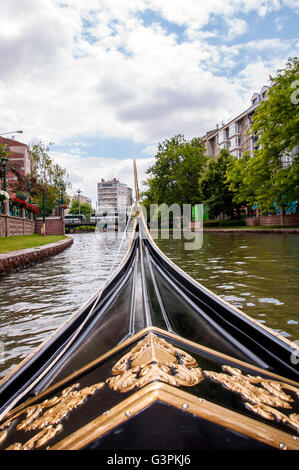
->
[1,0,298,206]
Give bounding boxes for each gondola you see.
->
[0,161,298,451]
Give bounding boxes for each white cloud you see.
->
[51,150,153,205]
[0,0,296,144]
[0,0,298,200]
[283,0,299,12]
[141,145,158,156]
[226,18,248,40]
[275,15,287,30]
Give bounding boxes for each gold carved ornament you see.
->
[204,365,299,433]
[106,333,203,392]
[1,332,299,450]
[0,382,104,450]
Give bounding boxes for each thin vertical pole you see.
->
[42,193,46,236]
[3,164,6,192]
[133,159,139,202]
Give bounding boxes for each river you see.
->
[0,231,298,378]
[156,231,299,343]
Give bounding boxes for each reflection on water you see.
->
[0,232,131,378]
[0,230,298,380]
[156,232,299,343]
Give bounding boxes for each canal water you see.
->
[0,232,132,378]
[156,232,299,343]
[0,231,298,378]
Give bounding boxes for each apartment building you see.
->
[202,86,269,159]
[97,178,133,220]
[0,136,32,186]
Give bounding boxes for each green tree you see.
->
[144,134,207,207]
[227,58,299,211]
[225,152,257,206]
[0,144,7,160]
[69,199,93,221]
[1,141,70,215]
[30,142,71,216]
[199,149,237,219]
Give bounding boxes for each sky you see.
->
[0,0,298,207]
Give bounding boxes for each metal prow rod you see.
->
[133,159,140,203]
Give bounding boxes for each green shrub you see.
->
[73,225,95,232]
[203,219,220,227]
[203,218,246,227]
[219,219,246,227]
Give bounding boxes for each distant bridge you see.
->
[64,221,122,230]
[64,221,97,229]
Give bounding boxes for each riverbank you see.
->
[0,235,73,274]
[0,234,67,254]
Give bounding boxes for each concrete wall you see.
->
[0,214,35,237]
[245,214,299,226]
[0,213,65,238]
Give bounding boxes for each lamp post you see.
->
[59,183,64,219]
[77,189,81,215]
[42,192,46,236]
[27,181,32,204]
[1,157,8,192]
[0,130,23,136]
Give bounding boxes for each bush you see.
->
[65,225,96,233]
[203,219,220,227]
[73,225,95,232]
[219,219,246,227]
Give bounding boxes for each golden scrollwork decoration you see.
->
[6,424,63,450]
[0,381,104,450]
[106,332,203,392]
[204,365,299,432]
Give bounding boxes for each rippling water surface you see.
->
[156,232,299,344]
[0,232,131,377]
[0,231,298,379]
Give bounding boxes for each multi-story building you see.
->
[0,136,32,186]
[202,86,269,159]
[97,178,133,221]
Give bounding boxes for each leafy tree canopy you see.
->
[6,141,71,216]
[199,149,237,219]
[143,134,207,207]
[69,200,93,221]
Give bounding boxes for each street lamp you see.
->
[27,181,32,204]
[60,184,64,205]
[0,130,23,136]
[1,157,8,192]
[59,183,64,218]
[77,189,81,215]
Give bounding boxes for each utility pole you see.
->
[77,189,81,215]
[42,192,46,236]
[1,156,8,192]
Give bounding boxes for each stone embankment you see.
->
[0,236,73,274]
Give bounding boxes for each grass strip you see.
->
[0,234,68,254]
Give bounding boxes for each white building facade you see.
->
[202,86,270,159]
[97,178,133,222]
